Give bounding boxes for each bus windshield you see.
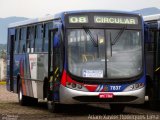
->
[67,29,142,79]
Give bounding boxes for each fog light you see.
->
[66,82,71,86]
[77,84,82,89]
[135,83,139,88]
[72,83,76,88]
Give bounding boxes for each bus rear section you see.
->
[7,11,145,113]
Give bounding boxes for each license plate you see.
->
[99,93,114,99]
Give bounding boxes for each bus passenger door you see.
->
[48,26,63,101]
[146,22,160,102]
[155,24,160,100]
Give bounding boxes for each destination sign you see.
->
[94,16,138,24]
[69,16,88,23]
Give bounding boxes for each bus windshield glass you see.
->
[67,29,142,79]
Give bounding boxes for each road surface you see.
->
[0,85,160,120]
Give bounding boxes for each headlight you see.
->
[123,83,144,92]
[66,82,88,91]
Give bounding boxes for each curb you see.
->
[0,81,6,85]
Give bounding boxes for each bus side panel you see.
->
[15,53,48,99]
[12,54,25,93]
[12,54,27,93]
[15,54,34,97]
[13,54,20,93]
[36,54,48,98]
[37,54,48,80]
[11,54,33,96]
[20,54,34,97]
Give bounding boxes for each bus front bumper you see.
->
[59,85,145,104]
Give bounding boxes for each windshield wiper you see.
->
[111,26,126,45]
[83,27,98,47]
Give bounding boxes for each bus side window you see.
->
[26,26,35,53]
[30,26,35,53]
[43,22,52,52]
[19,28,22,53]
[14,28,19,54]
[35,24,43,52]
[19,27,27,53]
[26,27,31,53]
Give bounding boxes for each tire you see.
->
[28,97,38,106]
[18,84,38,106]
[18,85,28,106]
[110,104,125,113]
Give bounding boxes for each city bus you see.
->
[144,14,160,109]
[7,10,145,112]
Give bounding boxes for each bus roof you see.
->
[143,14,160,22]
[8,10,141,28]
[8,15,57,28]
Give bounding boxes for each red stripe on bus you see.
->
[61,70,67,86]
[20,60,27,95]
[84,85,98,92]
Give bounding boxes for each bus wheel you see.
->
[47,101,59,113]
[110,104,125,113]
[28,97,38,105]
[18,85,38,106]
[18,85,28,106]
